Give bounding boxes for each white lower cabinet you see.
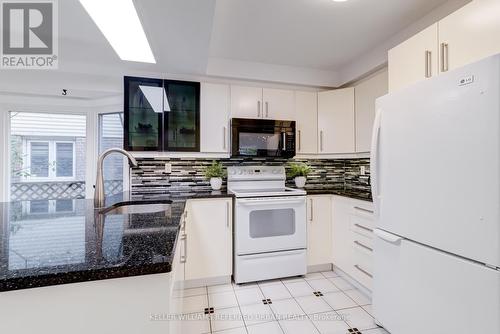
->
[184,198,233,283]
[306,195,332,267]
[332,196,374,290]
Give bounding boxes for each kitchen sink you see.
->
[100,201,172,215]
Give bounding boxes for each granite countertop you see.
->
[0,190,233,292]
[302,188,372,202]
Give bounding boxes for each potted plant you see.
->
[288,162,312,188]
[204,161,226,190]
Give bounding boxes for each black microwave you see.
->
[231,118,296,158]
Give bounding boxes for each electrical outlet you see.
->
[360,166,366,176]
[165,163,172,174]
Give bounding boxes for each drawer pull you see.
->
[354,223,373,233]
[354,264,373,278]
[354,240,373,252]
[354,206,374,214]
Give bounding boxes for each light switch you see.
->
[165,163,172,174]
[360,166,366,176]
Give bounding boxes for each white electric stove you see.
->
[227,166,307,284]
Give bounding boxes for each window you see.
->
[26,140,75,180]
[10,112,87,201]
[98,113,125,195]
[26,199,75,215]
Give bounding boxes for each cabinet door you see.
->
[201,83,230,153]
[263,88,295,120]
[354,70,388,153]
[439,0,500,73]
[318,88,355,154]
[307,196,332,267]
[332,196,354,272]
[185,199,232,281]
[124,76,163,151]
[164,80,200,151]
[388,23,438,92]
[295,91,318,154]
[230,85,263,119]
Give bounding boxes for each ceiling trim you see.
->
[206,57,339,88]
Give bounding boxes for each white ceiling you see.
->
[0,0,471,100]
[209,0,449,70]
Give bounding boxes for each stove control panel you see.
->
[227,166,285,180]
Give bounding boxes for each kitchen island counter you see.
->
[0,190,233,292]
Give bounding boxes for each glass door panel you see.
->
[163,80,200,151]
[124,76,163,151]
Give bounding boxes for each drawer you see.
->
[351,202,374,219]
[351,232,373,256]
[350,241,373,290]
[350,214,374,239]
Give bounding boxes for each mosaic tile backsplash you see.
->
[131,157,371,198]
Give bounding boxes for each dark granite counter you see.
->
[0,191,233,292]
[302,188,372,202]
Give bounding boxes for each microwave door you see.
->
[237,131,281,157]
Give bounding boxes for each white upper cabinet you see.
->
[262,88,295,120]
[439,0,500,73]
[201,83,230,153]
[230,85,263,119]
[389,0,500,92]
[230,85,295,120]
[354,70,388,153]
[295,91,318,154]
[388,23,439,92]
[318,87,355,154]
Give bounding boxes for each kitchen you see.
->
[0,0,499,334]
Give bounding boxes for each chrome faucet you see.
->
[94,148,138,208]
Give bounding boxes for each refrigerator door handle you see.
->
[370,108,382,215]
[375,228,402,244]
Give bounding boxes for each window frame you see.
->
[24,139,76,182]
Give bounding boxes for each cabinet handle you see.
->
[223,126,227,150]
[298,130,301,151]
[354,264,373,278]
[180,234,187,263]
[282,132,286,150]
[354,240,373,252]
[265,101,269,118]
[309,198,314,221]
[257,101,261,117]
[353,206,374,214]
[226,201,230,229]
[441,43,449,72]
[425,50,432,78]
[320,131,324,152]
[354,223,373,233]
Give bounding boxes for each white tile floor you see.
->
[176,270,390,334]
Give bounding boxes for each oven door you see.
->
[235,196,307,255]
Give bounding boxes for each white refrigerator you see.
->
[371,54,500,334]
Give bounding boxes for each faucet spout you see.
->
[94,148,138,208]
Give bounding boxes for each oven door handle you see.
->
[237,198,305,206]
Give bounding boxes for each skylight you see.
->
[79,0,156,63]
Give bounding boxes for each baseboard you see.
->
[183,275,232,289]
[307,263,333,273]
[332,265,372,297]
